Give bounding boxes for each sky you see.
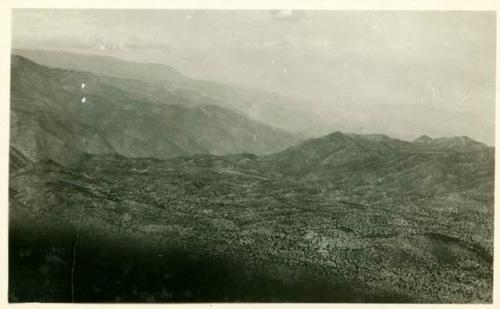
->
[11,10,497,141]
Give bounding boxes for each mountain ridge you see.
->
[10,55,299,165]
[257,131,493,197]
[9,128,494,302]
[14,48,494,145]
[9,56,494,302]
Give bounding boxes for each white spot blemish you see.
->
[81,97,87,104]
[282,68,288,74]
[275,9,293,19]
[99,45,106,50]
[81,83,86,89]
[185,14,192,19]
[271,60,276,65]
[426,83,437,103]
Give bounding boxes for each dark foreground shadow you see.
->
[9,220,411,303]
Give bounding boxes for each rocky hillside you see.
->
[10,55,298,165]
[14,49,494,145]
[9,53,494,304]
[259,132,494,198]
[9,130,494,302]
[13,49,322,137]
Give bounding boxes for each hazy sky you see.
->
[12,10,496,135]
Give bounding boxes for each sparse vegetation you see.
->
[9,136,494,302]
[8,53,494,303]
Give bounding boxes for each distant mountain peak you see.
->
[413,135,490,151]
[432,136,484,147]
[12,48,186,83]
[346,133,393,142]
[326,131,345,138]
[414,135,433,143]
[11,55,39,69]
[313,131,353,145]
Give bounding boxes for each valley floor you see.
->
[9,153,494,303]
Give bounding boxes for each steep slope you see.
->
[10,55,298,165]
[258,131,494,198]
[9,52,495,303]
[13,49,494,145]
[259,132,415,178]
[13,48,186,83]
[13,49,321,136]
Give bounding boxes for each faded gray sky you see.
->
[12,10,496,142]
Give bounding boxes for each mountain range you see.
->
[13,49,494,145]
[11,55,298,165]
[260,132,493,194]
[8,51,495,303]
